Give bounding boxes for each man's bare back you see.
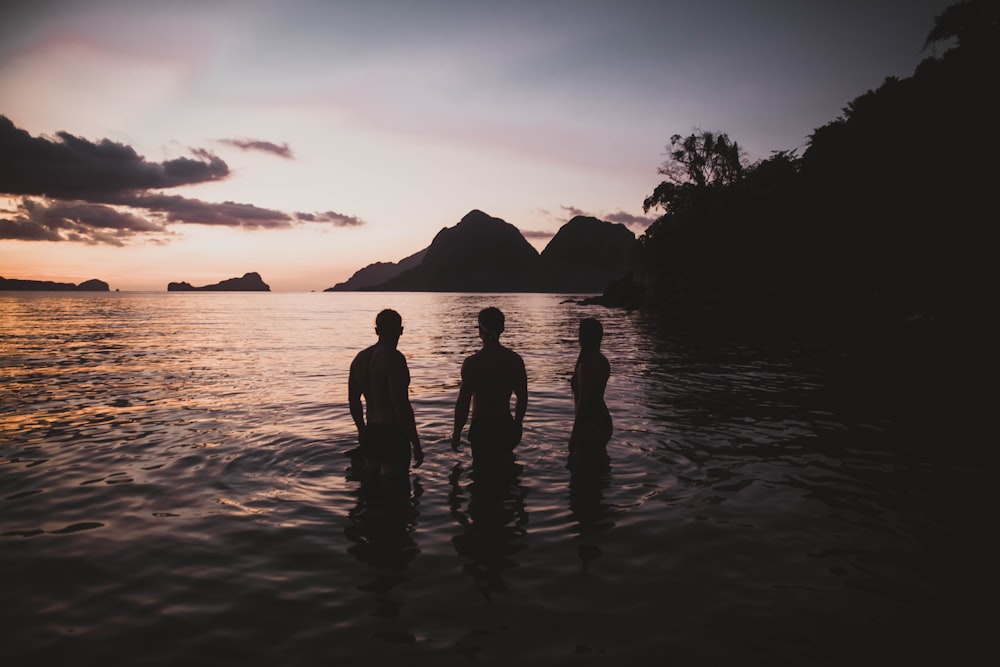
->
[348,309,422,476]
[350,343,408,425]
[451,307,527,455]
[461,345,526,419]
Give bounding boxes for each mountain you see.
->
[538,216,635,292]
[167,272,270,291]
[324,247,428,291]
[0,276,110,291]
[371,210,542,292]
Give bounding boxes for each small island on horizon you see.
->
[0,276,110,291]
[167,272,271,292]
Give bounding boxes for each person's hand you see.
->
[450,434,462,452]
[413,444,424,468]
[514,421,523,445]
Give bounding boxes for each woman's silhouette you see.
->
[569,318,613,463]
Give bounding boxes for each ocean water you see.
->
[0,292,992,665]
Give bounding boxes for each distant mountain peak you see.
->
[328,209,638,294]
[458,209,495,225]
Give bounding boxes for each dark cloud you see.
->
[0,115,228,200]
[0,217,62,242]
[0,116,362,245]
[118,194,295,229]
[220,138,294,159]
[1,198,168,245]
[295,211,365,227]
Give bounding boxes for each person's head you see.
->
[477,307,505,343]
[375,308,403,340]
[579,318,603,351]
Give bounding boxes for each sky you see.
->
[0,0,954,291]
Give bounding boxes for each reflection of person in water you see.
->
[568,453,612,571]
[451,307,527,471]
[345,472,422,624]
[448,461,528,600]
[349,308,423,479]
[569,318,613,461]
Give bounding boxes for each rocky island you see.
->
[167,272,270,291]
[0,276,110,291]
[325,210,635,293]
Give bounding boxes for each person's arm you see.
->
[348,354,366,443]
[451,359,473,451]
[512,354,527,443]
[387,352,422,467]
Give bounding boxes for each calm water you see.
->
[0,292,992,665]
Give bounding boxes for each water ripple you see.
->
[1,292,990,665]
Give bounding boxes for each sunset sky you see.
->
[1,0,952,291]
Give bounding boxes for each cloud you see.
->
[0,115,361,244]
[0,115,228,200]
[219,138,293,159]
[560,205,588,218]
[604,210,656,228]
[0,217,63,242]
[118,193,295,228]
[1,198,169,245]
[295,211,365,227]
[560,204,655,229]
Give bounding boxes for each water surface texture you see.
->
[1,292,991,665]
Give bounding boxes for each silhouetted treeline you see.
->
[615,0,996,347]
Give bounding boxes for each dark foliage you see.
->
[628,0,996,347]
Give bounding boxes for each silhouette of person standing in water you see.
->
[349,308,423,478]
[569,318,612,462]
[451,307,527,469]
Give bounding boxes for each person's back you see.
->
[348,309,422,477]
[451,307,527,467]
[351,344,405,425]
[463,344,524,419]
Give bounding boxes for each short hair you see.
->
[579,318,603,347]
[477,307,505,335]
[375,308,402,333]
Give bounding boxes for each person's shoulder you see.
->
[383,346,408,367]
[587,352,610,373]
[350,344,374,367]
[504,346,525,363]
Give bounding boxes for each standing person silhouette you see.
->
[569,318,612,462]
[451,307,527,470]
[349,309,423,479]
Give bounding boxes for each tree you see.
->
[924,0,999,53]
[642,130,747,214]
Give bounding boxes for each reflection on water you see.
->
[567,454,612,572]
[449,461,529,601]
[346,470,422,632]
[1,291,994,665]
